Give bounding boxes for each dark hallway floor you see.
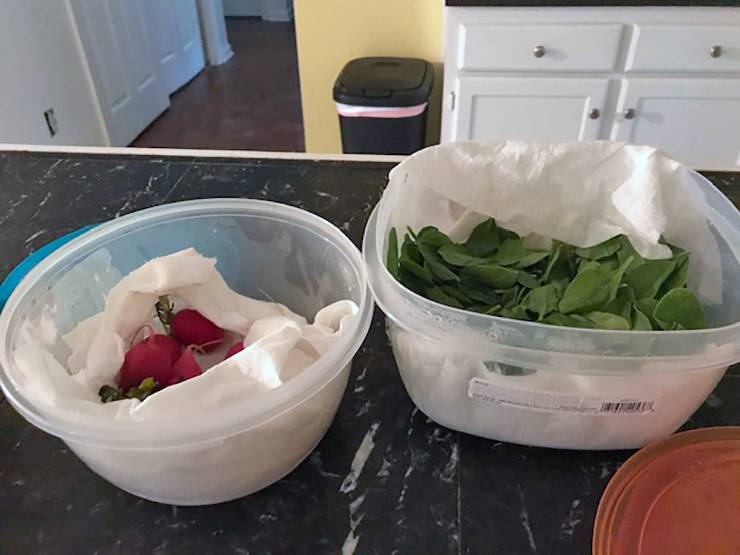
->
[132,18,304,151]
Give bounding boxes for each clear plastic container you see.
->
[0,199,373,504]
[363,171,740,450]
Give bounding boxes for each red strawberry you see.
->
[149,333,181,365]
[118,340,173,390]
[170,348,203,384]
[224,341,245,360]
[170,309,224,352]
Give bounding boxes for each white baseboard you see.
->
[216,44,234,65]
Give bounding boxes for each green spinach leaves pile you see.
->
[386,219,707,330]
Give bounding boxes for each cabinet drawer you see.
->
[627,25,740,72]
[458,24,623,72]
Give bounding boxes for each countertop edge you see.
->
[0,144,405,164]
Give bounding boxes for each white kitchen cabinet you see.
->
[612,78,740,169]
[452,77,608,142]
[442,7,740,170]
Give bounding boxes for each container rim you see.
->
[0,199,374,448]
[362,204,740,368]
[592,426,740,555]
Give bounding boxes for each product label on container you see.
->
[467,377,658,415]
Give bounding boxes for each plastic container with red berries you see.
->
[0,199,373,505]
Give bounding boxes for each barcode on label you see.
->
[467,377,661,416]
[599,401,654,414]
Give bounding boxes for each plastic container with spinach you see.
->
[386,219,707,330]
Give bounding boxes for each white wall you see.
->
[0,1,107,145]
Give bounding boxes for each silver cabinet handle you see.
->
[588,108,600,120]
[710,45,723,58]
[533,45,546,58]
[623,108,636,120]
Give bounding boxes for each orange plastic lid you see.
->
[593,427,740,555]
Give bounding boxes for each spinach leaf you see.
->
[465,219,500,257]
[654,288,707,330]
[386,228,399,279]
[460,278,501,305]
[609,255,634,300]
[514,285,529,306]
[515,250,549,269]
[399,258,433,284]
[617,283,636,302]
[468,304,502,315]
[401,233,423,265]
[492,238,526,266]
[634,298,659,328]
[440,284,474,305]
[601,296,632,322]
[525,283,561,320]
[578,259,602,274]
[543,242,572,282]
[460,263,518,289]
[552,278,570,296]
[499,305,530,320]
[426,286,464,309]
[586,311,631,330]
[598,256,620,273]
[658,252,689,298]
[516,271,541,289]
[617,237,646,273]
[417,242,460,282]
[418,226,452,248]
[575,236,623,260]
[631,305,653,330]
[541,312,595,328]
[500,286,520,308]
[558,267,612,314]
[625,259,676,299]
[438,243,491,267]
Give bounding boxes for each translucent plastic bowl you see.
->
[0,199,373,504]
[364,172,740,450]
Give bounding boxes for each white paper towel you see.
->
[11,248,358,422]
[380,141,721,303]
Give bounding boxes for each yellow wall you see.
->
[294,0,443,153]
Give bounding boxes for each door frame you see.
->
[196,0,234,66]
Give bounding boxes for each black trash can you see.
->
[333,57,434,155]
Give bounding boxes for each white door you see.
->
[145,0,205,94]
[447,77,609,143]
[69,0,170,146]
[612,78,740,170]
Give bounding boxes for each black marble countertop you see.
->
[446,0,739,6]
[0,149,738,555]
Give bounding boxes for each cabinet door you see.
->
[449,77,609,143]
[69,0,170,146]
[612,79,740,170]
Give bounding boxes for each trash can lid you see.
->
[333,57,434,107]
